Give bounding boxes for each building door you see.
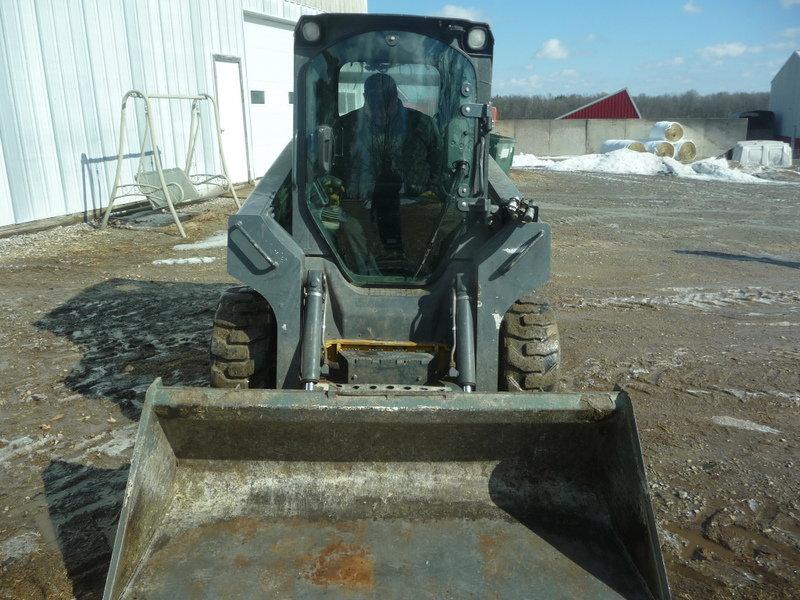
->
[244,15,295,177]
[213,56,250,183]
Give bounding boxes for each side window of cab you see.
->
[272,174,292,232]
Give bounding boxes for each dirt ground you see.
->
[0,171,798,599]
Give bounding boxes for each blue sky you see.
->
[368,0,800,95]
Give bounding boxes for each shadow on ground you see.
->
[43,460,130,600]
[675,250,800,270]
[35,278,229,420]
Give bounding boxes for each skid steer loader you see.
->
[104,14,670,599]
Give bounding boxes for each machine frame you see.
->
[228,14,549,391]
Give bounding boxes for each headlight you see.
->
[466,27,487,50]
[301,20,321,43]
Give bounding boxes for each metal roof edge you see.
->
[555,88,639,119]
[770,49,800,85]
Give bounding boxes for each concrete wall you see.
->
[494,118,748,160]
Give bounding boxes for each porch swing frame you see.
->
[101,90,241,238]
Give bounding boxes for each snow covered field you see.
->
[512,148,785,184]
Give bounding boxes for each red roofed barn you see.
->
[558,88,641,119]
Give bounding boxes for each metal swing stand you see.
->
[101,90,241,238]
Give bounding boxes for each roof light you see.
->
[466,27,487,51]
[301,20,321,43]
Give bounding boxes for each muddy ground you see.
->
[0,172,798,599]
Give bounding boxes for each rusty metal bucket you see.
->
[103,380,670,599]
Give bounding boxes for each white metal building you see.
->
[769,50,800,156]
[0,0,366,229]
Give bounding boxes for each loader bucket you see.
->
[104,380,669,599]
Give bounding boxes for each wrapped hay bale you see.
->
[649,121,684,142]
[601,140,646,153]
[673,140,697,162]
[644,140,675,157]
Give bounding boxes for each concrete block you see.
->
[493,121,515,138]
[548,120,585,156]
[586,120,629,153]
[511,120,551,155]
[501,117,748,160]
[623,120,653,142]
[733,140,792,167]
[680,118,747,159]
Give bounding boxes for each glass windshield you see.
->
[303,30,477,285]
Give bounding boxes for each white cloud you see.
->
[760,57,791,70]
[437,4,483,20]
[536,39,569,60]
[683,1,702,13]
[767,40,798,50]
[671,56,686,65]
[658,56,686,66]
[638,56,686,70]
[780,27,800,37]
[505,68,581,92]
[780,0,800,7]
[507,74,543,90]
[585,33,598,43]
[697,40,793,61]
[698,42,748,60]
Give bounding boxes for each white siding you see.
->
[0,0,366,227]
[242,0,364,19]
[0,135,13,226]
[244,17,296,175]
[769,51,800,143]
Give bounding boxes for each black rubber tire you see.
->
[210,286,274,389]
[499,295,561,392]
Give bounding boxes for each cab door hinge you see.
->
[460,103,493,133]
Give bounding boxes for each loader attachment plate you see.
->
[104,380,669,599]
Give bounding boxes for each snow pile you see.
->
[0,531,40,564]
[152,256,217,265]
[711,416,781,435]
[512,154,557,169]
[0,435,55,463]
[514,149,666,175]
[513,149,769,183]
[672,157,765,183]
[81,424,137,458]
[173,230,227,251]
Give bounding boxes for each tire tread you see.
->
[209,286,274,389]
[499,299,561,392]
